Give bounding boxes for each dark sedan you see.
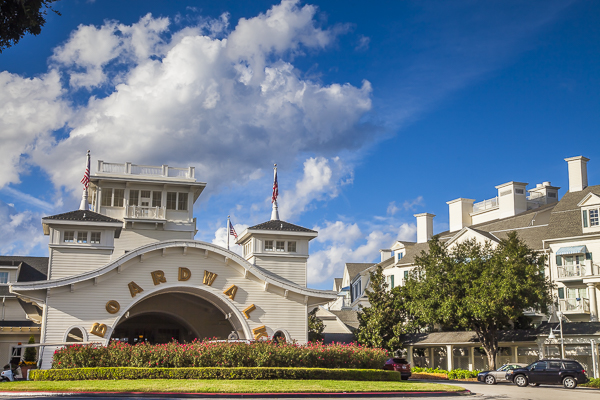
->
[506,359,588,389]
[384,358,411,380]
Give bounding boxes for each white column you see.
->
[591,340,598,379]
[588,283,598,322]
[468,346,475,371]
[429,347,434,368]
[446,344,453,371]
[512,345,519,363]
[406,345,413,366]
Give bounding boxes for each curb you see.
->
[0,390,472,398]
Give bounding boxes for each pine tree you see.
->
[23,335,36,363]
[308,307,325,342]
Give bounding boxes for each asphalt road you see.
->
[0,381,598,399]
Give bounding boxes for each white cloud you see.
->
[0,201,47,255]
[0,187,55,212]
[387,201,399,216]
[355,35,370,51]
[403,196,424,211]
[211,223,248,257]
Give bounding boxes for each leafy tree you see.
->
[308,307,324,342]
[356,265,416,353]
[0,0,61,53]
[403,232,554,369]
[23,335,36,363]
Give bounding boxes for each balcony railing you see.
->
[557,260,600,279]
[97,161,195,180]
[559,298,590,313]
[472,197,499,213]
[126,206,166,220]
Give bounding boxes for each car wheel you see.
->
[529,383,540,387]
[563,376,577,389]
[484,375,496,385]
[514,375,528,387]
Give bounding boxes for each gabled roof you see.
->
[43,209,122,223]
[345,263,374,280]
[0,256,49,282]
[546,185,600,240]
[247,220,316,233]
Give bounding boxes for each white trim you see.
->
[63,325,88,343]
[41,219,122,228]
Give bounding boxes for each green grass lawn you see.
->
[0,379,465,393]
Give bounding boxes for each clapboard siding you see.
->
[113,230,193,257]
[253,256,307,287]
[41,247,308,369]
[2,298,28,320]
[49,248,112,280]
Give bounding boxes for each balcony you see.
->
[126,206,166,220]
[558,298,590,314]
[557,261,600,280]
[472,197,499,213]
[97,161,195,180]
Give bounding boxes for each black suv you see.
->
[506,359,588,389]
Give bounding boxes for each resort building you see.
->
[3,158,336,369]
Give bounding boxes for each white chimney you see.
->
[565,156,589,192]
[380,249,392,262]
[446,198,474,232]
[414,213,435,244]
[495,181,528,219]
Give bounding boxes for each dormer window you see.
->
[0,272,8,284]
[64,231,75,243]
[77,232,88,243]
[90,232,101,244]
[265,240,274,251]
[578,193,600,232]
[276,241,285,252]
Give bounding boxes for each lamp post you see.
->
[548,310,565,359]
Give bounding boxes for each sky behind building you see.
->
[1,0,599,288]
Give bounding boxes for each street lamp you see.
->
[548,310,565,359]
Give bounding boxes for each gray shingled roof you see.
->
[44,209,122,223]
[545,185,600,240]
[248,220,316,233]
[345,263,374,280]
[0,256,49,282]
[329,310,360,330]
[402,329,539,345]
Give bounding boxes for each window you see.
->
[590,209,599,226]
[390,275,395,289]
[64,231,74,243]
[265,240,274,251]
[77,232,87,243]
[558,287,564,299]
[129,190,139,206]
[404,271,409,280]
[548,192,557,198]
[152,192,162,207]
[167,192,177,210]
[178,192,188,211]
[66,327,84,343]
[101,189,113,206]
[547,361,562,371]
[90,232,101,244]
[276,241,285,252]
[287,241,296,253]
[0,272,8,284]
[113,189,125,207]
[529,361,546,371]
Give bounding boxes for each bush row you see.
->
[581,378,600,388]
[411,367,480,379]
[31,367,402,382]
[51,340,388,370]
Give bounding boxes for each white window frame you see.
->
[0,272,8,284]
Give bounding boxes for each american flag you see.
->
[229,221,238,239]
[272,168,278,203]
[80,151,90,189]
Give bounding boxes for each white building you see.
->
[5,159,336,369]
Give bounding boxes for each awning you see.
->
[556,245,588,255]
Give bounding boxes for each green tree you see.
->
[356,265,416,353]
[0,0,61,53]
[23,335,36,363]
[308,307,324,342]
[403,232,554,369]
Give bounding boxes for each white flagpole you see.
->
[227,216,230,250]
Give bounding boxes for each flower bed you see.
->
[30,367,401,381]
[51,341,388,370]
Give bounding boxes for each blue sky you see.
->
[1,0,599,288]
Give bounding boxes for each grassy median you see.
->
[0,379,465,393]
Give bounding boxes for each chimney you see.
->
[414,213,435,244]
[565,156,589,192]
[495,181,528,219]
[380,249,392,262]
[446,198,474,232]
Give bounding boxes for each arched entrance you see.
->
[109,291,237,344]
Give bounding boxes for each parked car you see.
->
[505,359,589,389]
[477,363,528,384]
[384,358,411,380]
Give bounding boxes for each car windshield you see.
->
[497,365,508,371]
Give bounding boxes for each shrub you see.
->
[51,340,388,370]
[30,367,402,382]
[581,378,600,388]
[23,336,37,364]
[447,369,480,379]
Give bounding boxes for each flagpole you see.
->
[227,216,230,251]
[271,164,279,221]
[79,150,91,211]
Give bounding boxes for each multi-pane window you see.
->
[101,188,125,207]
[287,241,296,252]
[140,191,151,207]
[101,189,113,206]
[265,240,274,251]
[167,192,178,210]
[590,209,599,226]
[113,189,125,207]
[129,190,139,206]
[77,232,87,243]
[178,192,188,211]
[276,241,285,252]
[90,232,101,244]
[0,272,8,284]
[152,192,162,207]
[64,231,75,243]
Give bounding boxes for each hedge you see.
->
[581,378,600,388]
[51,340,387,370]
[30,367,402,382]
[411,367,480,379]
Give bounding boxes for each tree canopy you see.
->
[403,231,554,369]
[308,307,325,342]
[0,0,60,53]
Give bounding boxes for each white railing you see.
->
[472,197,499,213]
[126,206,166,220]
[559,298,590,313]
[557,264,587,278]
[97,161,195,179]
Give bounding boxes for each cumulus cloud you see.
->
[211,223,249,257]
[0,201,47,255]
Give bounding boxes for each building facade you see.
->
[6,160,335,369]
